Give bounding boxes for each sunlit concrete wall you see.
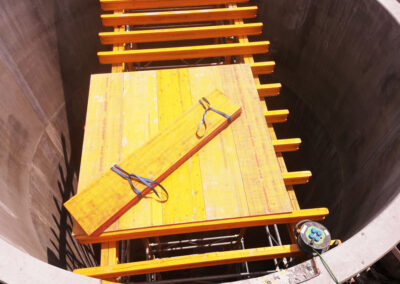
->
[255,0,400,239]
[0,0,106,269]
[0,0,398,282]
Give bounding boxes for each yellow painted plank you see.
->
[219,64,292,215]
[100,0,249,11]
[257,83,282,97]
[250,61,275,75]
[102,26,123,281]
[188,67,247,220]
[65,90,241,236]
[111,10,125,73]
[75,244,302,278]
[283,171,312,185]
[157,68,205,225]
[73,64,298,241]
[99,74,125,232]
[273,138,302,152]
[73,72,161,236]
[100,242,119,283]
[101,7,258,26]
[177,69,206,223]
[157,69,181,226]
[117,72,160,229]
[225,4,304,244]
[100,23,263,45]
[100,242,118,265]
[264,109,289,123]
[76,76,109,192]
[76,208,329,244]
[98,42,269,64]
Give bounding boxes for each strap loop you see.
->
[111,164,168,202]
[196,97,232,138]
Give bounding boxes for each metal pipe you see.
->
[233,229,245,250]
[126,6,217,13]
[125,25,134,50]
[240,236,250,276]
[273,224,288,267]
[149,234,239,247]
[130,22,218,30]
[129,270,278,284]
[265,226,279,268]
[134,62,223,71]
[159,241,237,252]
[143,238,156,282]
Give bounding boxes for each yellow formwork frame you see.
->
[87,1,320,280]
[76,244,302,279]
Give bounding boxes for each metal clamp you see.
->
[111,164,168,202]
[196,97,232,138]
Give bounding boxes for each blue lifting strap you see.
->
[111,164,168,202]
[196,96,232,138]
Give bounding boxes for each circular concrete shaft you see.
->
[0,0,398,283]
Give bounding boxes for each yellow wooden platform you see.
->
[70,1,332,280]
[73,63,294,241]
[66,90,242,236]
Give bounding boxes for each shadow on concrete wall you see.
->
[46,0,107,269]
[47,135,98,270]
[254,0,400,240]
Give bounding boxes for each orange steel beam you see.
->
[98,42,269,64]
[257,83,282,97]
[250,61,276,75]
[101,7,258,26]
[283,171,312,185]
[99,23,262,45]
[100,242,119,283]
[273,138,302,152]
[265,109,290,123]
[100,0,249,11]
[75,208,328,244]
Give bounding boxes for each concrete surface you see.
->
[307,193,400,283]
[228,193,400,283]
[0,238,99,284]
[0,0,106,271]
[0,0,398,282]
[254,0,400,240]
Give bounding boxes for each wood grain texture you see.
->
[250,61,275,75]
[76,208,328,244]
[66,89,241,236]
[283,171,312,185]
[75,244,302,278]
[257,83,282,97]
[273,138,302,152]
[100,242,119,283]
[264,109,289,123]
[100,0,249,11]
[72,64,293,240]
[225,2,304,246]
[98,42,269,64]
[101,7,258,27]
[99,23,262,45]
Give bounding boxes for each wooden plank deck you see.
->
[65,90,241,236]
[72,64,294,240]
[71,0,325,278]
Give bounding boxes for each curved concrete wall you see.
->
[0,0,106,269]
[0,0,398,282]
[255,0,400,239]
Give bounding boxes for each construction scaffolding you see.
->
[68,0,330,283]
